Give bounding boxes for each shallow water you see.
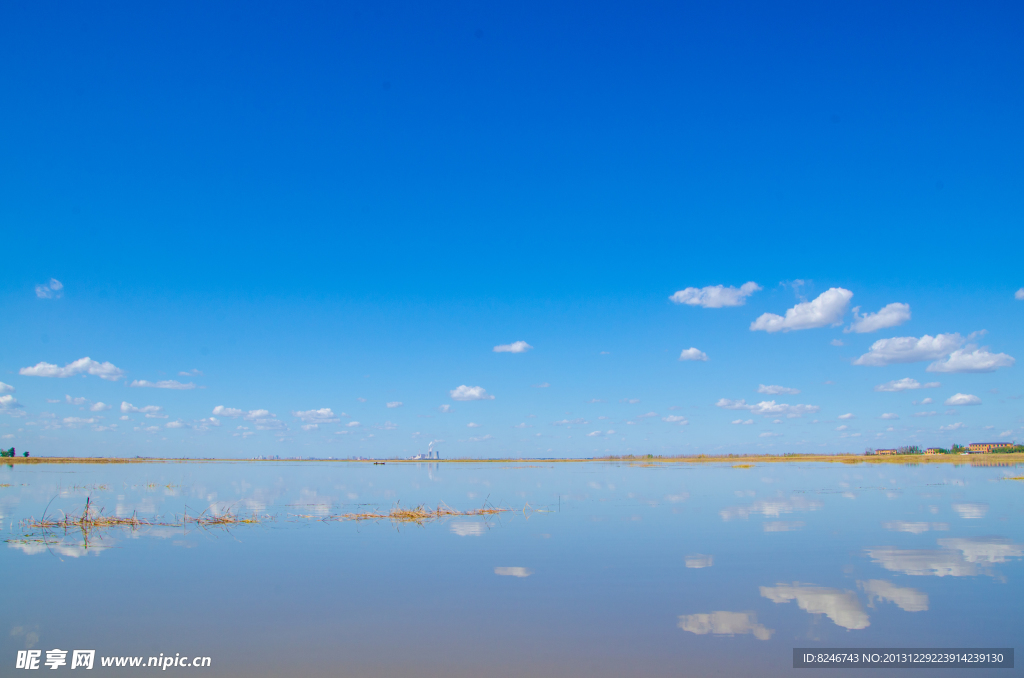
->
[2,460,1022,677]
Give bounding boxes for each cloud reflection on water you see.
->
[760,583,870,630]
[720,496,823,521]
[866,537,1023,577]
[859,579,928,612]
[677,611,773,640]
[685,554,713,568]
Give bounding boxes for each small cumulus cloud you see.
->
[122,402,162,414]
[165,420,188,429]
[759,432,782,438]
[940,422,964,431]
[450,385,494,401]
[670,282,761,308]
[854,334,962,367]
[90,402,111,412]
[663,415,688,424]
[386,401,403,408]
[493,341,533,353]
[732,419,754,425]
[20,357,125,381]
[466,422,480,428]
[438,404,451,413]
[750,288,853,333]
[0,394,22,410]
[1015,288,1024,301]
[927,349,1015,373]
[945,393,981,406]
[845,303,911,334]
[35,278,64,299]
[130,379,196,390]
[875,378,940,392]
[678,347,708,362]
[532,382,550,388]
[831,339,844,346]
[836,425,849,431]
[494,567,532,577]
[838,413,855,420]
[880,413,899,420]
[293,408,341,423]
[716,398,819,418]
[0,382,14,394]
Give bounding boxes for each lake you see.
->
[2,459,1021,676]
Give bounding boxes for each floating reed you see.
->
[320,502,509,524]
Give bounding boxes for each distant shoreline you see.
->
[4,453,1023,465]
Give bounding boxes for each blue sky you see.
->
[1,1,1022,458]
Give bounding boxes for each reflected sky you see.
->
[2,460,1022,677]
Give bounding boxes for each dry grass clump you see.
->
[327,503,509,524]
[22,497,271,532]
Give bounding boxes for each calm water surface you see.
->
[2,460,1022,677]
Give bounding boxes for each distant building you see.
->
[925,448,942,455]
[875,448,897,456]
[967,442,1013,453]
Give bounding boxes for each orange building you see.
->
[967,442,1013,453]
[875,448,897,456]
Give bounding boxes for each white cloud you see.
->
[0,394,21,410]
[165,420,187,429]
[759,432,781,438]
[845,303,911,334]
[685,554,714,568]
[211,406,284,430]
[212,406,244,417]
[859,580,928,612]
[927,349,1015,373]
[880,413,899,420]
[716,398,819,418]
[731,419,754,425]
[938,536,1022,563]
[678,612,772,640]
[0,382,13,394]
[758,384,799,395]
[386,401,403,408]
[750,288,853,333]
[20,357,125,381]
[670,282,761,308]
[63,417,98,426]
[35,278,64,299]
[121,402,162,414]
[854,334,962,367]
[466,422,480,428]
[1000,429,1013,437]
[90,402,110,412]
[553,418,587,426]
[347,421,360,427]
[830,339,844,346]
[875,378,941,392]
[450,385,494,401]
[293,408,340,423]
[678,347,708,362]
[493,341,533,353]
[468,434,492,442]
[66,395,87,405]
[663,415,688,424]
[438,405,451,413]
[301,424,318,431]
[838,413,855,420]
[531,382,550,388]
[836,425,848,431]
[1016,288,1024,301]
[130,380,196,390]
[945,393,981,406]
[179,369,203,377]
[939,422,963,431]
[513,422,530,428]
[494,567,532,577]
[760,583,869,630]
